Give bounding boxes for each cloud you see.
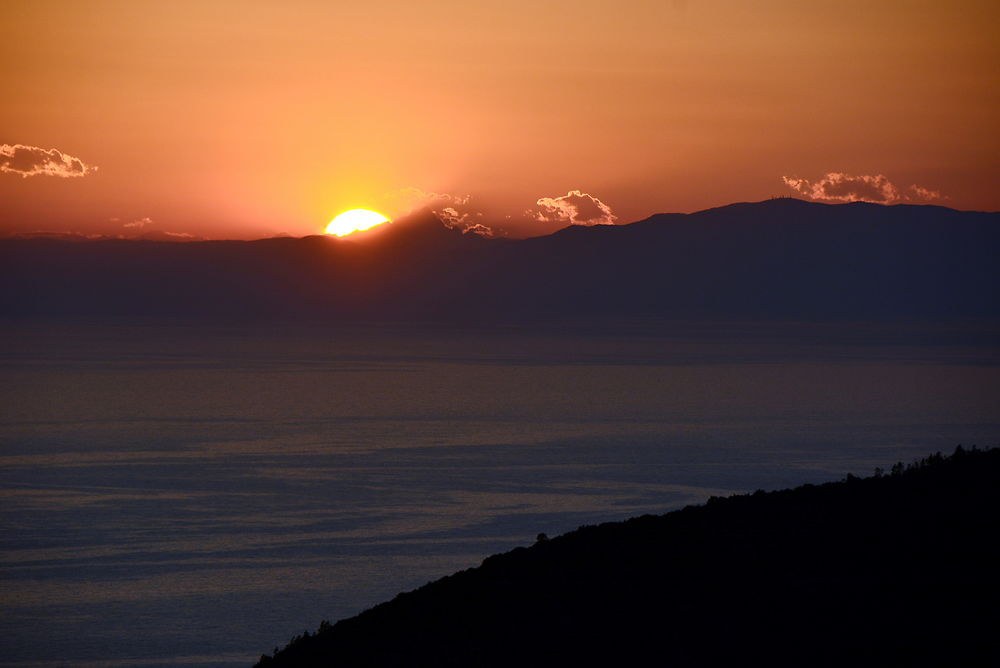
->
[782,173,899,203]
[123,217,154,229]
[391,186,498,236]
[534,190,617,226]
[0,143,97,178]
[133,230,203,242]
[907,184,943,202]
[388,187,471,213]
[437,206,469,228]
[462,223,495,238]
[437,205,496,237]
[781,172,944,204]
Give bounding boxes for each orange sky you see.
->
[2,0,998,239]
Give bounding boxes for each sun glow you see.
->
[325,209,390,236]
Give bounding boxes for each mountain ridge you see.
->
[2,199,997,322]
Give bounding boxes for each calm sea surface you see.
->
[1,320,998,667]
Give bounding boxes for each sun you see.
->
[325,209,390,236]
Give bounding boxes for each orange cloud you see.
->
[535,190,617,226]
[908,184,943,201]
[0,143,96,178]
[782,172,943,204]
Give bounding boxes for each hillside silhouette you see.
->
[2,199,997,322]
[254,446,999,667]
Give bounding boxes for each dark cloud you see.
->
[0,143,96,178]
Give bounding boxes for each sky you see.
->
[2,0,998,239]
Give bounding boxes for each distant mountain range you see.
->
[2,199,998,321]
[254,446,1000,667]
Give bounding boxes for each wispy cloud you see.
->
[907,184,943,201]
[782,172,943,204]
[392,187,496,236]
[534,190,617,226]
[133,230,203,242]
[389,187,471,212]
[437,205,496,237]
[123,217,154,229]
[0,143,97,178]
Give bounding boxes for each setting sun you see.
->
[325,209,390,236]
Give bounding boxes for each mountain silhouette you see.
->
[254,446,1000,667]
[2,199,997,321]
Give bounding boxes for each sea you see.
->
[1,319,997,667]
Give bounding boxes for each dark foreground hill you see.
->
[2,199,998,322]
[254,447,999,667]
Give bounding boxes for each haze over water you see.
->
[2,320,997,667]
